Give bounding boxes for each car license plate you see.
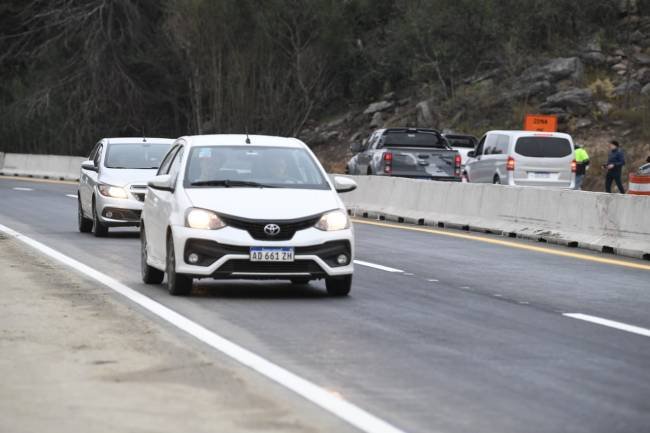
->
[529,172,551,179]
[250,247,294,262]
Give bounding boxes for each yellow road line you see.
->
[0,175,78,186]
[352,218,650,271]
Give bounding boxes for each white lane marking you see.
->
[353,260,404,273]
[12,187,33,191]
[564,313,650,338]
[0,223,407,433]
[427,279,439,282]
[66,194,77,199]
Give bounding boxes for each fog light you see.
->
[188,253,199,264]
[336,254,348,265]
[106,211,113,218]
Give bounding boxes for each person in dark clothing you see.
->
[604,140,625,193]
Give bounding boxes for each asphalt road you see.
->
[1,176,649,433]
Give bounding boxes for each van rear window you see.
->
[514,137,572,158]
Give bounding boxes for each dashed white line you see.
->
[12,187,33,191]
[353,260,404,273]
[427,279,439,282]
[564,313,650,338]
[66,194,77,199]
[0,223,407,433]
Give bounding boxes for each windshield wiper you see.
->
[190,179,277,188]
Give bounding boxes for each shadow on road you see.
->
[191,280,331,300]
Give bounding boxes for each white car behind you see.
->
[140,134,357,296]
[78,137,174,236]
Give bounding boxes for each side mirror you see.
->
[332,175,357,193]
[467,151,476,158]
[81,160,98,172]
[148,174,174,192]
[350,142,362,153]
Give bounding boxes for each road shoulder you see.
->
[0,235,351,433]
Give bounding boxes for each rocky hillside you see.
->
[304,13,650,192]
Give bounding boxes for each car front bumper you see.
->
[171,225,354,279]
[95,194,144,227]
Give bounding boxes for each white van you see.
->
[464,130,576,188]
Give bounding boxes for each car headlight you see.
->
[315,210,350,231]
[186,208,225,230]
[98,184,128,199]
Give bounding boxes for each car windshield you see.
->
[184,145,330,190]
[104,143,171,169]
[446,136,476,148]
[381,131,446,148]
[514,137,572,158]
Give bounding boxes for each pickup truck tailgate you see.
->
[387,147,458,178]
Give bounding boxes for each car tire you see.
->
[92,199,109,237]
[166,236,192,296]
[78,197,92,233]
[141,227,164,284]
[325,275,352,297]
[290,277,310,285]
[493,175,501,185]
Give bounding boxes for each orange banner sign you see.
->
[524,114,557,132]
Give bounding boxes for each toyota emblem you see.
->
[263,223,281,236]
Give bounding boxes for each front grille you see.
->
[214,259,325,276]
[130,185,147,202]
[184,239,351,268]
[220,214,321,241]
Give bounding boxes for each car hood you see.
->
[184,188,341,220]
[99,168,158,187]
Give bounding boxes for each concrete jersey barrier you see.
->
[0,153,85,181]
[342,175,650,260]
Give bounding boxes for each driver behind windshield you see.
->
[195,148,224,181]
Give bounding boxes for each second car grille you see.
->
[219,214,321,241]
[130,185,147,202]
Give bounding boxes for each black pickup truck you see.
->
[346,128,461,181]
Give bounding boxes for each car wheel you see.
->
[92,199,109,237]
[290,277,310,285]
[493,175,501,185]
[166,236,192,296]
[78,197,92,233]
[141,227,164,284]
[325,275,352,297]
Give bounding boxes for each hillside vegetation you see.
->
[1,0,649,190]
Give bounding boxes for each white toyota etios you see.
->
[140,134,357,296]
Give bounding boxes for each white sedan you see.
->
[140,134,357,296]
[78,137,174,237]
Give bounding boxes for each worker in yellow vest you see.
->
[574,144,590,190]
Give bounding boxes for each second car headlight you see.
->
[186,208,225,230]
[315,210,350,231]
[98,184,128,199]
